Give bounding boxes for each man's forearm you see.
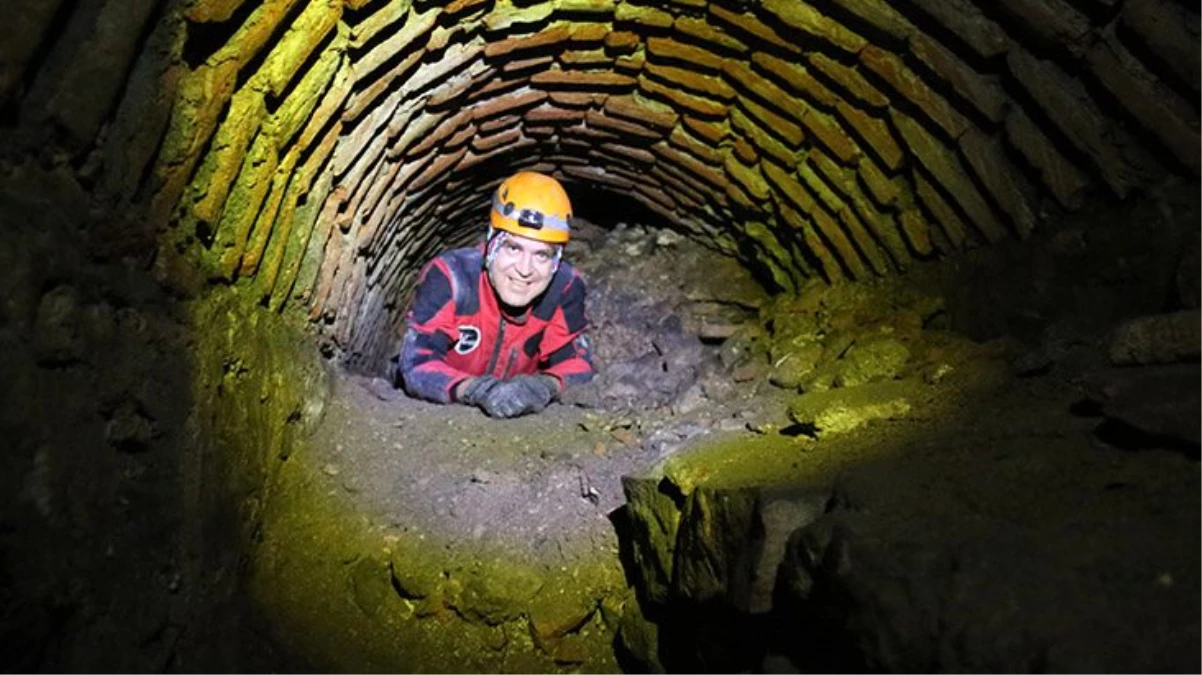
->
[399,326,475,404]
[535,373,563,398]
[452,377,477,402]
[543,355,595,389]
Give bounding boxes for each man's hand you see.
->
[477,375,558,418]
[456,376,501,406]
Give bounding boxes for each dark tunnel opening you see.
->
[570,183,672,232]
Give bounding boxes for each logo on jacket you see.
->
[455,325,481,354]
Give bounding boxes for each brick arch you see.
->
[129,0,1199,369]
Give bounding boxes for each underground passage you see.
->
[1,0,1199,671]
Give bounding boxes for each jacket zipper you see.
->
[500,348,518,378]
[484,314,506,376]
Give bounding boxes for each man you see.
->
[398,171,596,418]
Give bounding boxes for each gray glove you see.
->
[477,375,558,418]
[456,376,501,406]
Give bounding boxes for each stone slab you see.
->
[1108,310,1202,366]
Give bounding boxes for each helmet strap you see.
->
[485,229,506,270]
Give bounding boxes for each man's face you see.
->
[488,233,557,308]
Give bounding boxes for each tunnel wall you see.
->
[6,0,1196,374]
[0,172,328,670]
[1,2,330,669]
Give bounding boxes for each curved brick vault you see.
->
[7,0,1199,371]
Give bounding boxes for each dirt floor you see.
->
[247,186,1200,672]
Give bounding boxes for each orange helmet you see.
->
[489,171,572,244]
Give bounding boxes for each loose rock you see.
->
[1085,364,1201,448]
[835,338,912,387]
[33,285,84,364]
[1108,310,1201,365]
[788,380,914,435]
[768,341,824,389]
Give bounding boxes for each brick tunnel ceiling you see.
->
[119,0,1200,367]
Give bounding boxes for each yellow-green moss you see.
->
[249,452,622,672]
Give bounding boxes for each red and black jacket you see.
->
[400,245,596,403]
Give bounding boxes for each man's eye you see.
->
[536,251,550,261]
